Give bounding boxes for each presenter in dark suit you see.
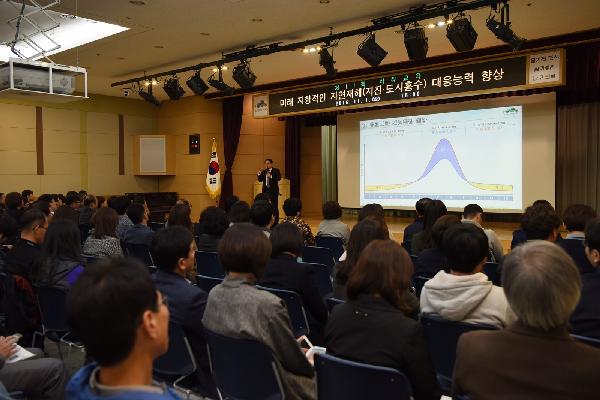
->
[257,158,281,221]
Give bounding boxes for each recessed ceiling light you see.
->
[117,57,126,60]
[320,0,330,3]
[251,18,263,22]
[199,32,210,36]
[129,1,145,5]
[154,45,164,49]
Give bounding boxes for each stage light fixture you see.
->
[138,83,160,106]
[357,33,388,67]
[163,76,185,100]
[486,15,525,50]
[446,14,478,52]
[208,70,235,96]
[318,47,336,77]
[404,26,428,61]
[232,60,257,89]
[186,72,209,96]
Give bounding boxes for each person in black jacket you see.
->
[402,197,431,254]
[325,240,441,400]
[257,158,281,223]
[414,215,460,277]
[194,206,229,252]
[260,222,328,345]
[559,204,597,274]
[151,226,217,398]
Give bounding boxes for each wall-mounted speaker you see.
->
[189,134,200,154]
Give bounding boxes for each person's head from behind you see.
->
[65,191,81,209]
[270,222,303,258]
[41,219,81,262]
[5,192,23,210]
[431,215,461,249]
[283,197,302,218]
[358,203,385,222]
[199,206,229,237]
[229,200,250,223]
[443,223,489,274]
[521,204,561,241]
[57,194,66,206]
[38,194,58,212]
[0,215,18,245]
[32,200,50,217]
[21,189,33,203]
[108,196,131,216]
[585,218,600,266]
[218,223,271,281]
[152,226,196,277]
[168,203,193,231]
[20,209,48,244]
[415,197,432,218]
[463,203,484,225]
[223,195,239,213]
[254,193,271,203]
[532,199,553,208]
[322,200,342,221]
[502,241,581,331]
[96,196,107,208]
[347,240,414,315]
[67,259,169,368]
[346,218,390,266]
[127,203,148,226]
[250,200,273,228]
[92,207,119,239]
[421,200,448,247]
[84,194,98,209]
[562,204,596,233]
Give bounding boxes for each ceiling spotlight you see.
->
[212,65,228,72]
[426,23,436,29]
[232,60,256,89]
[302,46,321,54]
[138,84,160,106]
[357,33,388,67]
[486,15,525,50]
[318,47,336,77]
[163,76,185,100]
[404,26,428,61]
[186,72,209,96]
[437,21,446,26]
[208,70,235,96]
[446,14,478,52]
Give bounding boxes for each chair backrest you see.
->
[326,297,346,312]
[35,286,70,333]
[154,321,196,378]
[195,251,226,279]
[410,254,419,264]
[257,286,310,337]
[149,222,166,232]
[572,334,600,349]
[125,243,154,266]
[315,236,345,260]
[412,275,430,299]
[302,262,333,299]
[483,262,501,286]
[196,275,224,293]
[420,314,497,386]
[303,246,336,274]
[83,255,102,265]
[204,328,284,400]
[314,352,412,400]
[79,224,91,244]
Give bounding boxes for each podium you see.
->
[254,178,290,217]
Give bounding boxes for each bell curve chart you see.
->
[359,105,523,210]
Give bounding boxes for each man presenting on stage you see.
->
[257,158,281,222]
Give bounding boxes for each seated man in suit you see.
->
[122,203,155,248]
[151,226,216,398]
[559,204,597,274]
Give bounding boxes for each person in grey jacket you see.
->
[202,223,316,400]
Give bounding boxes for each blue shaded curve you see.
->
[416,138,467,182]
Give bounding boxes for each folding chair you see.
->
[257,286,310,337]
[79,224,91,244]
[572,334,600,349]
[302,262,333,299]
[196,275,224,293]
[326,297,346,312]
[125,243,154,267]
[315,236,345,260]
[412,275,431,299]
[314,353,412,400]
[149,222,166,232]
[483,262,501,286]
[303,246,336,275]
[204,328,285,400]
[195,251,225,278]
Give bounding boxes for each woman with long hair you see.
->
[82,207,123,258]
[411,199,447,255]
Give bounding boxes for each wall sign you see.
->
[253,48,565,118]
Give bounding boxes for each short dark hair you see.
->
[38,194,53,204]
[264,158,273,163]
[167,204,193,231]
[270,222,303,257]
[132,195,146,206]
[250,200,273,227]
[521,204,562,240]
[65,192,81,206]
[431,215,461,248]
[92,207,119,238]
[84,195,97,207]
[322,201,342,220]
[254,193,271,203]
[463,203,484,219]
[0,215,19,244]
[229,201,250,223]
[562,204,597,232]
[66,258,159,366]
[198,206,229,237]
[358,203,385,222]
[533,199,552,208]
[151,226,194,273]
[223,195,239,213]
[58,194,66,203]
[218,223,271,278]
[20,209,46,232]
[585,218,600,252]
[21,189,33,200]
[416,198,432,216]
[32,200,50,216]
[108,196,131,215]
[5,192,23,209]
[443,223,489,273]
[126,203,146,225]
[283,198,302,217]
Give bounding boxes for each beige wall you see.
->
[300,125,322,216]
[0,95,157,196]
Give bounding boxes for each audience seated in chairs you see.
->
[317,200,351,246]
[260,222,329,345]
[222,195,239,214]
[402,197,431,254]
[453,241,600,399]
[54,192,81,225]
[520,202,562,243]
[166,203,193,232]
[282,198,316,246]
[559,204,597,274]
[123,203,155,248]
[151,226,217,398]
[411,200,447,256]
[32,219,84,291]
[21,189,34,209]
[250,200,274,237]
[414,215,460,277]
[421,224,513,328]
[0,214,19,260]
[3,209,47,282]
[325,240,441,400]
[78,195,98,227]
[82,207,123,258]
[511,199,557,248]
[202,223,316,400]
[37,193,59,216]
[357,203,385,223]
[65,258,179,399]
[108,196,133,240]
[194,206,229,252]
[570,217,600,338]
[4,192,24,226]
[461,204,505,263]
[228,200,250,224]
